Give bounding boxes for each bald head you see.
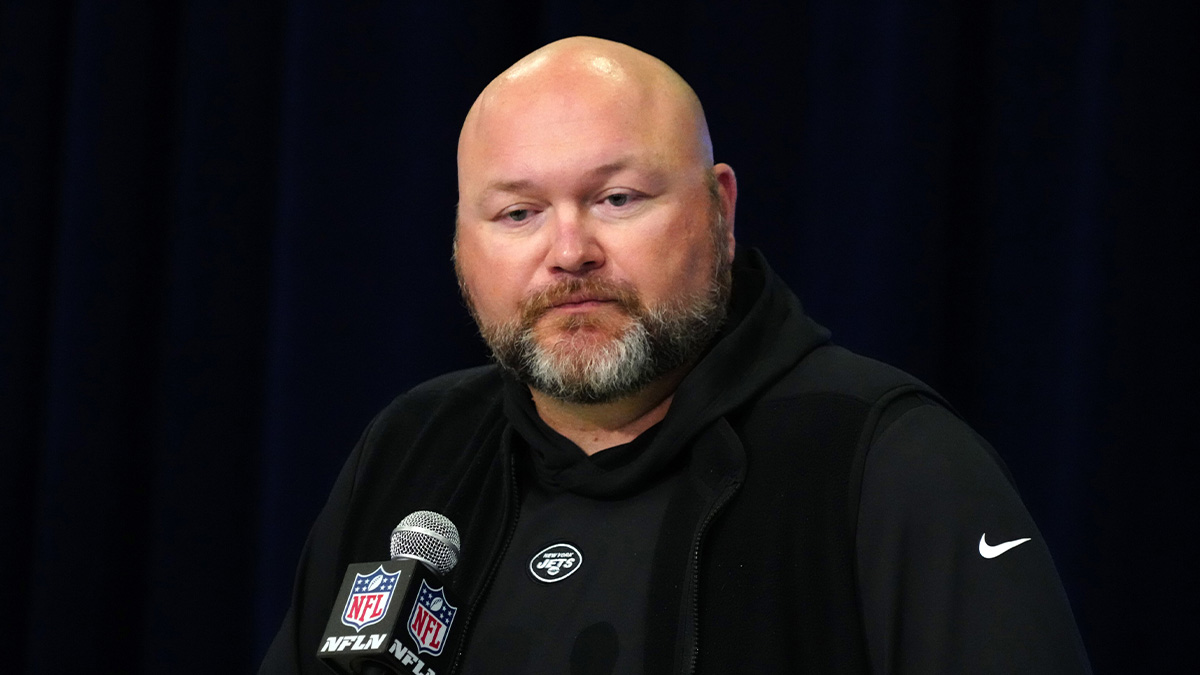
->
[453,35,737,279]
[458,37,715,188]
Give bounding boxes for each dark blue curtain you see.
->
[2,1,1196,672]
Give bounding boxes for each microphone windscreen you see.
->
[389,510,461,576]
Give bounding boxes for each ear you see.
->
[713,163,737,260]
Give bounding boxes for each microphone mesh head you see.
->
[389,511,461,576]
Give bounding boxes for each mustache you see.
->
[518,277,644,326]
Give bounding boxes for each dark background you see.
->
[2,1,1197,672]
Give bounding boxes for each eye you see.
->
[605,193,632,207]
[503,208,531,223]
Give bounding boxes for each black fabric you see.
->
[459,434,683,675]
[501,374,666,495]
[857,401,1093,673]
[465,356,685,674]
[4,4,1198,672]
[695,393,872,673]
[260,249,814,674]
[259,251,1090,674]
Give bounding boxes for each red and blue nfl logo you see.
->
[407,579,457,656]
[341,566,401,631]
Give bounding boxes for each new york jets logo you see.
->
[529,543,583,583]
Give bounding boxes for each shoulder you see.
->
[394,363,504,406]
[735,344,1002,529]
[741,345,948,455]
[763,344,937,406]
[352,365,507,468]
[780,348,1019,527]
[371,365,504,431]
[772,347,1003,479]
[866,398,1010,491]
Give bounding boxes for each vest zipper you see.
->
[448,452,521,674]
[685,480,740,675]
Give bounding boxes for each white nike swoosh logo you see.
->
[978,534,1031,559]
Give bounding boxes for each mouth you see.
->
[518,278,642,327]
[550,293,617,311]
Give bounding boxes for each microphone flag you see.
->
[342,566,401,631]
[407,579,458,657]
[317,559,460,674]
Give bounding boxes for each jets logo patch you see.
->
[529,542,583,583]
[341,566,401,631]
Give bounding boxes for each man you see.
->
[262,37,1091,674]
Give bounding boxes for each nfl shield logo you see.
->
[341,566,402,631]
[407,579,457,656]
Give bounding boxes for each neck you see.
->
[529,367,689,456]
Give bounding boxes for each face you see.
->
[455,68,735,403]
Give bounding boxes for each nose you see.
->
[546,206,604,275]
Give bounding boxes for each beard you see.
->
[460,213,732,405]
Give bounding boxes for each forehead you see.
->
[458,75,697,192]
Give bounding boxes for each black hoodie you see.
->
[261,249,1090,674]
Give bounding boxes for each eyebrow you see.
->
[479,157,653,200]
[482,178,536,196]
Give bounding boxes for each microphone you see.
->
[317,511,463,675]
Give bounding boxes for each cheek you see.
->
[457,241,529,321]
[636,226,715,293]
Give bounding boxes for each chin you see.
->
[536,313,630,346]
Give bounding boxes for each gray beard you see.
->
[485,283,728,404]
